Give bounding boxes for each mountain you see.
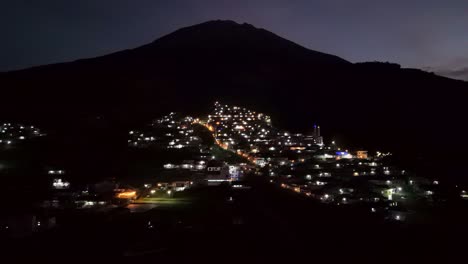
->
[0,20,350,120]
[1,20,468,179]
[435,67,468,82]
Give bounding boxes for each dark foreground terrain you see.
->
[3,174,468,263]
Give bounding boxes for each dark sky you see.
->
[1,0,467,80]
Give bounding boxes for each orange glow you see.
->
[290,147,305,150]
[117,191,136,199]
[357,150,368,159]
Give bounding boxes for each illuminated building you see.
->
[116,190,137,199]
[52,178,70,189]
[253,157,267,167]
[336,151,353,159]
[357,150,368,159]
[313,124,324,145]
[155,181,192,192]
[205,160,230,185]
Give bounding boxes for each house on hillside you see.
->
[205,160,230,186]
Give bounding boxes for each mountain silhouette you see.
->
[1,20,467,179]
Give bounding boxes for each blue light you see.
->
[336,151,349,156]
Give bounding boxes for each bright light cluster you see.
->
[128,113,201,149]
[205,102,323,164]
[0,123,44,145]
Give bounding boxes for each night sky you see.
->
[1,0,467,80]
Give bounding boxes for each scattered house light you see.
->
[164,163,175,169]
[460,190,468,198]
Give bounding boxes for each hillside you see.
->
[1,20,467,179]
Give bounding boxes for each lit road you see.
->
[194,120,256,162]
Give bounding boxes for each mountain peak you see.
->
[156,19,266,42]
[184,20,258,30]
[143,20,350,66]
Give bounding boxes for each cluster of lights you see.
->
[128,130,156,147]
[204,102,326,165]
[202,103,459,224]
[0,123,43,145]
[163,160,206,170]
[52,178,70,189]
[128,113,201,149]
